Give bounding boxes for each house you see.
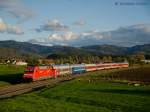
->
[141,60,150,63]
[16,61,28,66]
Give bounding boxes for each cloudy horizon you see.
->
[0,0,150,47]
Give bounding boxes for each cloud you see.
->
[36,19,69,32]
[129,24,150,34]
[73,20,86,26]
[29,38,53,46]
[29,31,78,46]
[0,18,7,33]
[29,24,150,47]
[28,30,103,46]
[7,25,24,35]
[61,31,78,40]
[104,24,150,46]
[81,30,103,39]
[0,17,24,35]
[0,0,33,21]
[48,31,78,41]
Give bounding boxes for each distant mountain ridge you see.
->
[81,45,128,55]
[0,40,150,58]
[0,40,91,58]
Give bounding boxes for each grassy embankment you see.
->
[0,65,150,112]
[0,65,24,87]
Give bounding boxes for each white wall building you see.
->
[16,61,28,66]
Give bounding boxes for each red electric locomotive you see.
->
[23,66,56,81]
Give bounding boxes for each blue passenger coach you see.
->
[71,64,86,74]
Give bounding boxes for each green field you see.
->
[0,65,150,112]
[0,65,24,87]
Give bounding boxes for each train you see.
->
[23,62,129,81]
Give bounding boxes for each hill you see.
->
[0,40,92,58]
[128,44,150,54]
[0,40,150,59]
[0,48,22,58]
[81,45,128,55]
[82,44,150,55]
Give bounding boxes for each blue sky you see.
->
[0,0,150,46]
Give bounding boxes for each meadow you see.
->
[0,65,150,112]
[0,65,24,87]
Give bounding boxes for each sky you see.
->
[0,0,150,47]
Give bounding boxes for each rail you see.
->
[0,76,74,99]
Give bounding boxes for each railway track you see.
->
[0,76,74,99]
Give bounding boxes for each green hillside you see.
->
[0,40,150,59]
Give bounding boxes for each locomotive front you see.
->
[23,66,35,81]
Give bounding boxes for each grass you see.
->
[0,69,150,112]
[0,65,25,86]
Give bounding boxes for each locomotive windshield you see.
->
[24,69,34,73]
[24,67,34,73]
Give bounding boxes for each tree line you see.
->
[0,53,149,66]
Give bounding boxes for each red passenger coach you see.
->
[117,62,129,68]
[23,66,55,81]
[96,62,129,70]
[109,63,128,68]
[85,64,97,71]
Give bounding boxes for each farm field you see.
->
[0,65,150,112]
[88,65,150,84]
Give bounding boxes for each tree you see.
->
[113,56,125,62]
[127,54,145,66]
[107,56,112,63]
[25,54,39,65]
[102,56,108,63]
